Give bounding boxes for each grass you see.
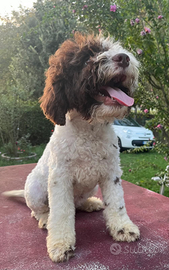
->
[0,144,168,197]
[120,150,169,197]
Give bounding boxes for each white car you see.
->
[112,118,154,151]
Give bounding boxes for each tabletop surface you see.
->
[0,163,169,270]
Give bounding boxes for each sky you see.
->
[0,0,35,17]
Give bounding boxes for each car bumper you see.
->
[121,137,154,149]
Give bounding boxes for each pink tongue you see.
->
[103,86,134,107]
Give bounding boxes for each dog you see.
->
[3,32,140,263]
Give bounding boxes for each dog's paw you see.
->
[31,211,49,229]
[78,197,104,212]
[38,212,49,229]
[48,243,75,263]
[109,222,140,242]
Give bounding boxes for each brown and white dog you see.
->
[3,33,140,262]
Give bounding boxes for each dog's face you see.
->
[40,33,139,125]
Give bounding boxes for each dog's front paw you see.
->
[78,197,104,212]
[109,222,140,242]
[48,243,75,263]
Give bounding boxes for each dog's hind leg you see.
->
[31,211,49,229]
[24,169,49,229]
[77,197,104,212]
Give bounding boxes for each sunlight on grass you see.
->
[120,150,169,197]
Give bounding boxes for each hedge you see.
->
[19,102,54,145]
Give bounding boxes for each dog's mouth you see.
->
[94,74,134,107]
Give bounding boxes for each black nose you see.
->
[112,53,130,68]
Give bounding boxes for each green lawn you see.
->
[120,150,168,197]
[0,145,168,197]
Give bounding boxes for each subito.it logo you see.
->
[110,243,122,255]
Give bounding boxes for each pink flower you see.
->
[53,6,55,8]
[110,5,117,12]
[144,109,148,113]
[72,9,76,13]
[164,157,168,161]
[129,169,132,172]
[158,15,163,19]
[130,20,135,26]
[82,5,88,9]
[144,27,151,33]
[156,96,159,99]
[140,30,146,36]
[99,28,101,32]
[135,18,140,23]
[153,142,156,146]
[137,49,143,55]
[156,124,162,129]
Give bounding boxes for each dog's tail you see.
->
[2,190,25,198]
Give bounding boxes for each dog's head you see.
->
[40,32,139,125]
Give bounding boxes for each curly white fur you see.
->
[3,35,140,263]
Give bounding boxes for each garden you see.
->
[0,0,169,196]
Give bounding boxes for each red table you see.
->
[0,164,169,270]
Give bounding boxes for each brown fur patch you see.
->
[39,32,105,125]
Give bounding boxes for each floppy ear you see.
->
[40,51,69,126]
[40,80,68,126]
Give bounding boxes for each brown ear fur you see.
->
[40,52,69,125]
[40,83,68,126]
[40,32,102,125]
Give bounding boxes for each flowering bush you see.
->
[16,134,32,156]
[110,5,117,12]
[70,0,169,156]
[144,109,149,114]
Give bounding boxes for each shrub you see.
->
[19,102,54,146]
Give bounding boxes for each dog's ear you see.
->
[40,69,68,126]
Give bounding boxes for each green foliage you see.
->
[71,0,169,156]
[0,144,45,166]
[19,101,54,145]
[0,85,27,156]
[17,134,32,156]
[0,0,75,153]
[8,0,78,98]
[4,134,32,157]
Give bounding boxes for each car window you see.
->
[114,118,141,127]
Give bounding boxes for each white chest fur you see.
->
[49,113,121,189]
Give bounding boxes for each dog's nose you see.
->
[112,53,130,68]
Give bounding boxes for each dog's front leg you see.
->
[100,175,140,242]
[47,168,75,262]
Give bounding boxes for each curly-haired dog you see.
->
[3,33,140,262]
